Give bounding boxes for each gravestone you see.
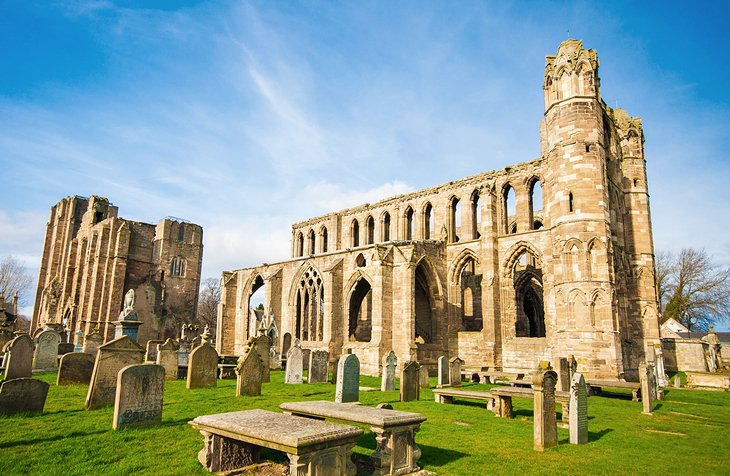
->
[187,343,219,389]
[302,348,311,371]
[639,362,653,415]
[178,346,190,368]
[381,351,397,391]
[673,374,681,388]
[83,332,103,355]
[253,334,272,382]
[331,357,340,384]
[113,364,165,430]
[655,344,669,387]
[74,330,84,352]
[449,357,464,387]
[569,372,588,444]
[400,360,420,402]
[308,350,329,384]
[57,352,95,385]
[156,338,180,380]
[335,354,360,403]
[3,334,33,380]
[235,342,264,397]
[85,335,145,410]
[285,341,303,384]
[568,354,577,380]
[145,340,164,362]
[533,368,558,452]
[33,329,60,371]
[0,378,50,415]
[58,343,75,355]
[419,365,430,388]
[558,357,570,392]
[437,356,448,387]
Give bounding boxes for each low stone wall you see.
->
[661,338,707,372]
[685,371,730,389]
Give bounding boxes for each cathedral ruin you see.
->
[217,39,661,380]
[31,195,203,346]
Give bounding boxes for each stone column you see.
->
[533,368,558,451]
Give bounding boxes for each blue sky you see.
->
[1,1,729,322]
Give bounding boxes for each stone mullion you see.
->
[480,187,501,368]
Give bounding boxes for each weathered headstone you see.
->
[558,357,570,392]
[419,365,430,388]
[83,331,103,355]
[533,368,558,452]
[335,354,360,403]
[569,372,588,444]
[437,356,448,387]
[156,338,180,380]
[449,356,464,387]
[639,362,653,415]
[673,374,681,388]
[33,329,60,371]
[285,341,303,384]
[400,360,420,402]
[655,344,669,387]
[0,378,50,415]
[58,343,75,355]
[178,346,190,368]
[186,343,219,389]
[57,352,95,385]
[85,335,145,410]
[74,330,84,352]
[113,364,165,430]
[331,356,339,384]
[235,342,264,397]
[381,351,397,391]
[145,339,164,362]
[308,350,329,384]
[302,348,311,371]
[3,334,33,380]
[253,334,272,382]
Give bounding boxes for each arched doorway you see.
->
[348,278,372,342]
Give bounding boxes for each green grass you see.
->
[1,371,729,475]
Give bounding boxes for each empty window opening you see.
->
[503,185,516,234]
[585,143,591,153]
[321,227,328,253]
[450,197,461,243]
[171,256,186,277]
[568,192,574,212]
[177,224,185,242]
[352,219,360,247]
[533,220,544,230]
[460,258,482,331]
[529,180,543,230]
[94,211,104,224]
[296,233,304,257]
[248,275,266,338]
[295,267,324,341]
[513,251,544,337]
[382,213,391,241]
[308,229,316,255]
[348,278,372,342]
[471,191,481,239]
[424,203,433,239]
[366,216,375,245]
[405,207,414,240]
[355,253,366,267]
[415,263,434,343]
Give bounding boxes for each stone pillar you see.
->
[639,362,653,415]
[569,372,588,444]
[533,368,558,451]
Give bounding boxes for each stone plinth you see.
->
[113,364,165,429]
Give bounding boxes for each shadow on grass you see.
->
[0,430,107,449]
[593,392,634,401]
[418,443,468,467]
[446,399,490,410]
[588,428,613,441]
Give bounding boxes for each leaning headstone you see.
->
[186,343,219,389]
[449,357,464,387]
[673,374,681,388]
[83,332,103,355]
[437,356,448,387]
[285,341,303,384]
[419,365,430,388]
[253,334,272,382]
[145,340,164,362]
[533,367,558,452]
[156,339,180,380]
[639,362,653,415]
[569,372,588,444]
[558,357,570,392]
[33,329,60,371]
[3,334,33,380]
[113,364,165,430]
[57,352,95,386]
[236,341,264,397]
[308,350,329,384]
[335,354,360,403]
[381,351,397,391]
[85,335,145,410]
[0,378,50,415]
[400,361,420,402]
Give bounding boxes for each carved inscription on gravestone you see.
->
[33,329,60,371]
[113,364,165,429]
[187,344,218,389]
[569,372,588,444]
[533,369,558,451]
[336,354,360,403]
[308,350,329,384]
[85,336,145,410]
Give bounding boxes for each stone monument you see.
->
[113,363,165,429]
[335,354,360,403]
[285,340,303,384]
[400,360,420,402]
[83,327,103,355]
[437,356,448,387]
[449,357,463,387]
[2,333,33,380]
[85,335,145,410]
[0,377,50,415]
[235,340,264,397]
[145,339,164,363]
[308,349,329,384]
[113,289,143,342]
[57,352,95,386]
[419,365,430,388]
[569,372,588,444]
[381,351,397,391]
[639,362,653,415]
[33,328,60,371]
[156,338,180,380]
[187,343,218,389]
[533,367,558,452]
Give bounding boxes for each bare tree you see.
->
[0,255,33,306]
[654,251,675,314]
[662,248,730,331]
[197,277,221,333]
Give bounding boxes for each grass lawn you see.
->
[1,370,729,475]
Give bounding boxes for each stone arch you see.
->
[422,202,434,239]
[501,182,517,234]
[563,238,584,281]
[413,257,443,345]
[380,210,391,242]
[587,237,606,280]
[288,262,325,342]
[589,288,610,327]
[404,206,414,240]
[351,219,360,247]
[567,288,586,327]
[470,189,481,239]
[448,195,461,243]
[527,176,544,230]
[296,232,304,257]
[502,241,544,278]
[319,225,328,253]
[366,215,375,245]
[450,249,483,332]
[307,229,316,255]
[346,272,374,343]
[449,248,481,284]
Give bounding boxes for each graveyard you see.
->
[1,368,728,475]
